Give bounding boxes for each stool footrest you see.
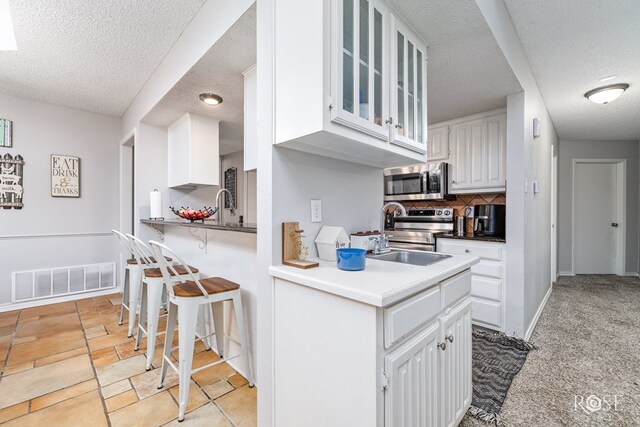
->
[163,353,241,376]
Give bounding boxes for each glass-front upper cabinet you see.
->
[391,18,427,152]
[332,0,389,141]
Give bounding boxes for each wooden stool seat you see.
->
[173,277,240,298]
[144,265,199,278]
[127,256,172,265]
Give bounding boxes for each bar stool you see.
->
[149,240,254,422]
[112,230,147,337]
[127,234,212,371]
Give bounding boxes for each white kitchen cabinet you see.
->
[440,109,506,193]
[390,17,428,152]
[243,64,257,171]
[273,0,428,168]
[440,299,473,427]
[332,0,390,141]
[167,113,220,188]
[437,238,506,331]
[385,322,440,426]
[272,267,473,426]
[427,125,449,162]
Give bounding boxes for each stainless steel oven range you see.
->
[387,208,453,252]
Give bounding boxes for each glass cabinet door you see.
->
[332,0,389,141]
[391,19,427,152]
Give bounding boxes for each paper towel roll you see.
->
[150,190,163,219]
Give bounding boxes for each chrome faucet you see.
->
[215,188,236,224]
[372,202,407,254]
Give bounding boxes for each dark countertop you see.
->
[436,233,506,243]
[141,219,257,234]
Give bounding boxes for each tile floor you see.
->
[0,293,256,426]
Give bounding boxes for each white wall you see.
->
[0,93,121,306]
[477,0,559,337]
[557,140,639,275]
[272,148,382,257]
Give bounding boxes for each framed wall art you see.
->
[0,153,24,209]
[51,154,80,198]
[0,119,12,148]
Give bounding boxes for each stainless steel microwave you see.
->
[383,162,451,201]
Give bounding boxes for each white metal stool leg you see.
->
[198,305,212,351]
[119,267,130,325]
[143,277,165,370]
[127,265,143,337]
[232,292,255,386]
[177,300,200,422]
[212,301,225,357]
[158,301,178,388]
[134,282,148,352]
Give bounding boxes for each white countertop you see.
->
[269,254,478,307]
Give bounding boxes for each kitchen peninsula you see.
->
[269,253,478,426]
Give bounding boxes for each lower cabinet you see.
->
[384,299,472,427]
[437,238,506,332]
[271,268,474,427]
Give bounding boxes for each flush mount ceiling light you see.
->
[584,83,629,104]
[199,93,223,106]
[0,0,17,51]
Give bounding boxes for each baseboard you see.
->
[0,287,120,313]
[624,272,639,277]
[558,271,575,277]
[524,284,553,341]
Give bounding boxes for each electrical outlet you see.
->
[311,199,322,223]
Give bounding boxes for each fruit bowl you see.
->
[170,206,218,223]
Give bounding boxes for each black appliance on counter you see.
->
[474,204,506,237]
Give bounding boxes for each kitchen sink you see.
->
[366,249,451,266]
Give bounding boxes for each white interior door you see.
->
[574,162,620,274]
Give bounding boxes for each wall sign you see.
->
[223,167,237,209]
[0,119,12,148]
[51,154,80,198]
[0,153,24,209]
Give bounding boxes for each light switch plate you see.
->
[311,199,322,223]
[533,181,540,193]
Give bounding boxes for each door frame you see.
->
[571,159,626,276]
[550,147,558,283]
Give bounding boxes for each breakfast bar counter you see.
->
[141,219,257,234]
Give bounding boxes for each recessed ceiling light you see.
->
[599,74,617,82]
[0,0,17,51]
[584,84,629,104]
[199,93,223,106]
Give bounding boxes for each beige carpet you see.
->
[461,275,640,426]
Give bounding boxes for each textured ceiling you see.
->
[386,0,522,124]
[143,5,256,156]
[505,0,640,140]
[0,0,206,117]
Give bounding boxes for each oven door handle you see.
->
[388,242,435,252]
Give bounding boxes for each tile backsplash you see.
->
[397,193,506,234]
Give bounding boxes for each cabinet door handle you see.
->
[395,123,403,129]
[611,223,619,228]
[437,342,447,351]
[451,180,457,184]
[385,117,393,125]
[465,249,470,253]
[445,335,454,343]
